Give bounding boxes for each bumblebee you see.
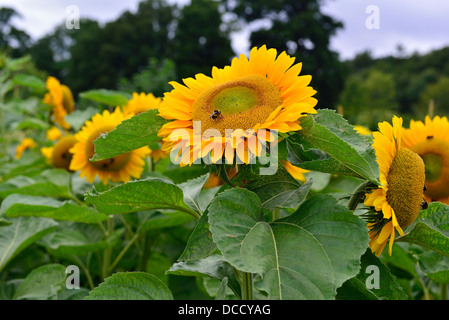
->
[210,109,222,121]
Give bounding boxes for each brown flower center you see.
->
[410,137,449,200]
[386,148,425,228]
[191,74,283,135]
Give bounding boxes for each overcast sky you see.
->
[2,0,449,60]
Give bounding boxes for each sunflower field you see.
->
[2,41,449,305]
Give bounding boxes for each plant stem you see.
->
[101,217,114,279]
[73,255,95,290]
[441,284,447,300]
[241,272,253,300]
[108,232,140,273]
[347,180,372,211]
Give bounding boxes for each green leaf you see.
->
[85,272,173,300]
[336,249,409,300]
[288,109,380,184]
[224,162,312,210]
[416,250,449,284]
[13,264,67,300]
[64,107,98,131]
[90,109,167,161]
[178,209,217,262]
[79,89,131,106]
[0,217,58,272]
[0,169,72,199]
[177,173,210,215]
[40,227,123,257]
[397,202,449,256]
[85,178,198,218]
[215,277,229,300]
[12,74,45,92]
[208,190,368,299]
[1,194,108,223]
[168,254,241,298]
[140,211,195,231]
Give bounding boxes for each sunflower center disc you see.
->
[85,126,132,172]
[52,135,77,170]
[386,148,425,228]
[411,137,449,200]
[192,74,283,135]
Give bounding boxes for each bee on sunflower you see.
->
[69,107,150,184]
[157,45,317,168]
[363,116,426,256]
[402,115,449,205]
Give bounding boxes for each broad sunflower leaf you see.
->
[39,226,123,258]
[13,264,67,300]
[416,250,449,284]
[208,189,368,300]
[1,194,108,223]
[79,89,131,106]
[85,272,173,300]
[287,109,380,185]
[397,202,449,257]
[85,178,198,218]
[177,209,217,262]
[336,249,409,300]
[12,74,46,92]
[91,109,167,161]
[0,217,58,272]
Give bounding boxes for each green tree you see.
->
[172,0,235,78]
[418,76,449,118]
[224,0,345,109]
[0,7,31,57]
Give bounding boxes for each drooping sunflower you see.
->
[363,116,426,256]
[43,76,75,129]
[158,45,318,166]
[69,108,151,184]
[41,135,78,171]
[15,138,36,159]
[403,115,449,205]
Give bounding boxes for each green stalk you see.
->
[241,272,253,300]
[347,180,372,211]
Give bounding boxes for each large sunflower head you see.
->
[363,116,426,256]
[43,76,75,129]
[69,108,151,184]
[158,45,317,166]
[403,115,449,204]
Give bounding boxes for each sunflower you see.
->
[15,138,36,159]
[41,135,78,171]
[354,125,372,136]
[403,115,449,205]
[363,116,425,256]
[122,92,162,116]
[43,76,75,129]
[69,108,151,184]
[158,45,317,166]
